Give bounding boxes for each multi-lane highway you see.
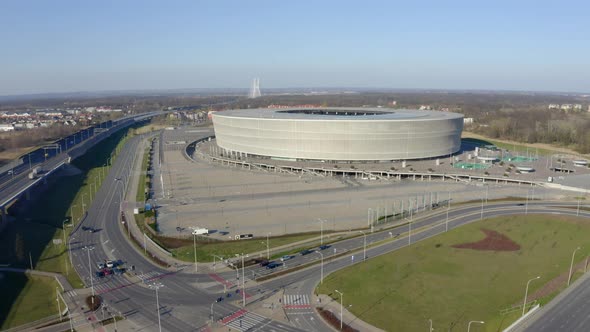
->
[62,129,590,332]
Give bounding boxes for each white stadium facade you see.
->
[212,108,464,161]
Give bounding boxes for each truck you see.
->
[28,166,41,180]
[192,228,209,235]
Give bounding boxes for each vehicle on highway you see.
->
[266,262,283,269]
[258,260,270,267]
[300,249,314,256]
[82,226,95,233]
[280,255,293,262]
[216,297,223,302]
[318,245,331,250]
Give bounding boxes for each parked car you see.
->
[97,262,106,269]
[266,262,283,269]
[114,267,126,275]
[102,268,113,276]
[318,245,331,250]
[95,271,105,278]
[106,260,114,268]
[280,255,293,262]
[300,249,314,256]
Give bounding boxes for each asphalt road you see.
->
[65,129,590,332]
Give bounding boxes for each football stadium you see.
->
[212,107,464,161]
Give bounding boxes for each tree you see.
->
[15,232,25,262]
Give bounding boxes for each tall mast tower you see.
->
[248,78,261,98]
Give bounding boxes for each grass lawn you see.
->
[170,232,323,262]
[136,145,150,203]
[0,272,64,329]
[317,214,590,332]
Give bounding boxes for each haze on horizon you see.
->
[1,0,589,96]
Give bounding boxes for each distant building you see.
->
[561,104,572,110]
[574,104,582,111]
[548,104,560,109]
[463,117,474,124]
[0,124,14,132]
[418,105,432,110]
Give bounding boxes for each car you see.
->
[318,245,331,250]
[97,262,106,269]
[258,260,270,267]
[216,297,223,302]
[280,255,293,262]
[266,262,283,269]
[102,268,113,276]
[300,249,314,256]
[106,260,114,268]
[114,267,126,275]
[95,271,105,278]
[516,203,525,206]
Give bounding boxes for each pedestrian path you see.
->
[283,294,312,309]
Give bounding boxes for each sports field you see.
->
[317,214,590,332]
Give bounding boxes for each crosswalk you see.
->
[65,289,77,299]
[283,294,311,309]
[136,270,163,282]
[221,309,269,331]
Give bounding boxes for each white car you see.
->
[280,255,293,262]
[106,260,114,268]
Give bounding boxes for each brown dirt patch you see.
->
[452,228,520,251]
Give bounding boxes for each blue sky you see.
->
[1,0,589,95]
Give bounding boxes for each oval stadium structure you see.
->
[212,108,464,161]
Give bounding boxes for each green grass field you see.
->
[170,232,323,262]
[317,214,590,332]
[0,126,141,326]
[0,273,64,330]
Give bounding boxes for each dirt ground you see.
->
[452,228,521,251]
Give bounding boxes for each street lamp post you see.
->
[236,253,247,307]
[428,319,433,332]
[568,246,582,286]
[266,232,271,259]
[316,251,324,284]
[63,219,69,275]
[193,232,198,272]
[480,197,484,220]
[81,193,87,215]
[358,231,367,260]
[318,218,326,245]
[467,320,485,332]
[335,290,343,330]
[446,207,449,232]
[149,283,164,332]
[83,246,95,305]
[522,276,540,316]
[210,301,216,324]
